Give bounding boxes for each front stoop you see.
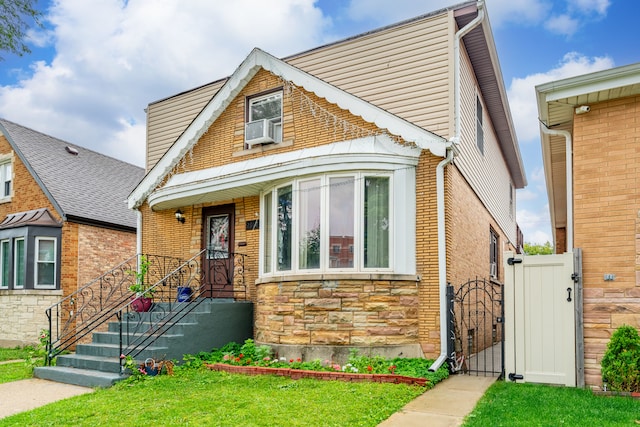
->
[34,300,254,388]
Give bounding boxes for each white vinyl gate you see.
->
[503,250,583,387]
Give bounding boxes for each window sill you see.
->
[256,272,420,285]
[0,288,62,296]
[233,138,294,158]
[0,196,11,204]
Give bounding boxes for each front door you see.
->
[202,205,235,298]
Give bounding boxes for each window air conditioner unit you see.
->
[490,262,497,279]
[245,119,276,148]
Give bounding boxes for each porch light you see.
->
[175,209,185,223]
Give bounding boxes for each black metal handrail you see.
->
[118,249,247,371]
[44,253,186,364]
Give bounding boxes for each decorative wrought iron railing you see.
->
[44,250,247,366]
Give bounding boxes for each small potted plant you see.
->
[127,255,155,312]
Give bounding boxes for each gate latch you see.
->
[507,257,523,265]
[508,373,524,381]
[571,273,580,283]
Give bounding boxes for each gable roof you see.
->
[129,48,448,209]
[0,119,145,230]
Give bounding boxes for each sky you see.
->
[0,0,636,245]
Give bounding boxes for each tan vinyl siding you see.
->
[146,81,225,170]
[288,13,451,136]
[145,12,453,170]
[454,46,517,244]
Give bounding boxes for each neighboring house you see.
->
[536,62,640,387]
[128,1,525,365]
[0,118,145,346]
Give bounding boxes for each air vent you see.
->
[65,146,79,156]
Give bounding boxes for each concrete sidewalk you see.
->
[0,378,94,419]
[378,374,496,427]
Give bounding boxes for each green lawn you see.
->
[0,347,32,362]
[0,362,33,384]
[0,369,426,426]
[463,381,640,427]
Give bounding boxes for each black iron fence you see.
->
[44,250,247,365]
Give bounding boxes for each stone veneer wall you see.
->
[254,277,423,361]
[0,290,62,346]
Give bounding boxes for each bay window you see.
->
[262,172,395,274]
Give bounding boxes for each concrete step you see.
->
[91,331,185,346]
[106,320,199,334]
[75,342,169,359]
[34,366,125,388]
[55,354,122,373]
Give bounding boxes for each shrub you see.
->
[601,325,640,392]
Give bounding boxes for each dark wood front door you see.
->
[202,204,235,298]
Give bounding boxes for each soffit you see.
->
[455,5,526,189]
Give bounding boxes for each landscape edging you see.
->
[206,363,429,386]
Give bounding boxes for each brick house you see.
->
[0,119,144,346]
[128,1,526,366]
[536,62,640,387]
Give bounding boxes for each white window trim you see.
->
[0,239,8,289]
[246,91,283,146]
[34,237,57,289]
[0,157,12,203]
[13,238,24,289]
[259,169,413,277]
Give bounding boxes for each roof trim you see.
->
[129,48,447,209]
[0,121,66,219]
[148,135,421,211]
[0,208,62,229]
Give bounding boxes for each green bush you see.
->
[601,325,640,392]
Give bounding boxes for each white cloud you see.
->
[516,206,552,244]
[545,13,579,36]
[484,0,552,27]
[0,0,330,167]
[571,0,610,16]
[507,52,614,143]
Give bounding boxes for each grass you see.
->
[0,368,427,426]
[0,347,32,362]
[0,362,32,384]
[463,381,640,426]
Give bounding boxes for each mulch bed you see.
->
[206,363,429,386]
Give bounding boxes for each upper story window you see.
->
[261,172,392,275]
[245,91,282,148]
[0,160,12,200]
[476,95,484,155]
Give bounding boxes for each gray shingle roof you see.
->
[0,118,144,230]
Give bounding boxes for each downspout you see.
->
[540,125,573,252]
[428,0,485,372]
[136,209,142,255]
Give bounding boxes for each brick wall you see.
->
[77,224,137,287]
[572,94,640,387]
[0,136,59,220]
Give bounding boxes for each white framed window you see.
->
[35,237,56,289]
[245,91,283,146]
[0,239,9,289]
[261,172,393,275]
[0,161,12,200]
[14,238,25,289]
